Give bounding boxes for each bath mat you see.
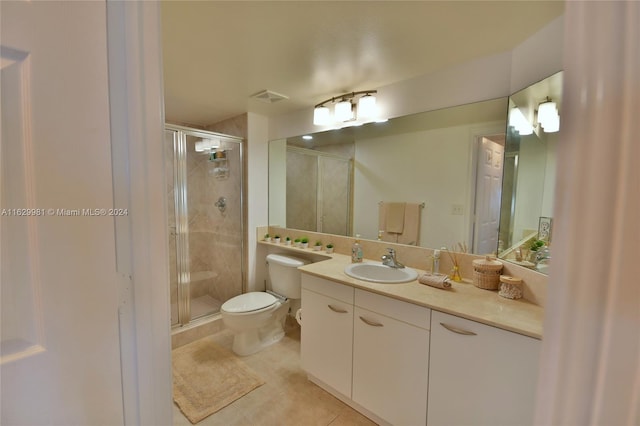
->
[172,337,265,424]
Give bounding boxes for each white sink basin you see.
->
[344,262,418,284]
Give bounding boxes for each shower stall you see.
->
[165,124,244,327]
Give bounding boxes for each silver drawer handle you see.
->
[327,304,348,314]
[440,322,477,336]
[359,316,384,327]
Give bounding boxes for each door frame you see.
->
[106,1,172,424]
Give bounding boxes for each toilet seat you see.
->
[221,292,278,314]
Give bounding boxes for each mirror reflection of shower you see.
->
[165,124,244,327]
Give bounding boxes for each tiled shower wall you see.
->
[185,135,243,306]
[167,116,246,326]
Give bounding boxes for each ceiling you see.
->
[161,1,564,127]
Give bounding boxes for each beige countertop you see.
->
[260,242,544,339]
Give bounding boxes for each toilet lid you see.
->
[221,292,277,313]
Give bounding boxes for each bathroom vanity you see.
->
[302,274,430,425]
[295,253,542,426]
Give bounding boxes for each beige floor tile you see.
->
[172,319,377,426]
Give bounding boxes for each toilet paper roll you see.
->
[295,308,303,326]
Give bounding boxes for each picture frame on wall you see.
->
[538,217,553,242]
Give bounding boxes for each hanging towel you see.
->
[397,202,421,246]
[384,202,406,233]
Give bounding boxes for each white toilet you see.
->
[221,253,308,356]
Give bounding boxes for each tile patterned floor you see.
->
[172,319,377,426]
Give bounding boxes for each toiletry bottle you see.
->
[352,234,363,263]
[432,250,440,274]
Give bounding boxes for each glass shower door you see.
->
[166,126,244,327]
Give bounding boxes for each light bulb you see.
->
[509,108,533,135]
[313,106,331,126]
[334,100,353,122]
[543,115,560,132]
[538,101,557,126]
[357,94,377,121]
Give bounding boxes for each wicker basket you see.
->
[472,256,503,290]
[499,275,523,299]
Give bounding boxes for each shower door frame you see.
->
[166,124,245,327]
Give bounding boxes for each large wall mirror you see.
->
[269,97,508,254]
[268,72,561,274]
[497,71,562,274]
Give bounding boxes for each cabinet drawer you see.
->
[302,273,354,304]
[355,288,431,329]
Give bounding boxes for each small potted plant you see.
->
[274,235,281,244]
[300,237,309,249]
[528,239,546,262]
[294,238,301,248]
[264,233,271,242]
[284,236,292,246]
[325,243,334,254]
[313,240,323,251]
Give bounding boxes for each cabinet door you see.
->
[300,288,353,397]
[353,306,430,426]
[428,311,540,426]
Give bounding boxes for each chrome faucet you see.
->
[381,248,405,269]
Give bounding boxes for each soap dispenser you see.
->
[432,249,441,274]
[351,234,363,263]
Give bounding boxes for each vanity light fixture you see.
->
[509,107,534,136]
[357,93,377,120]
[334,98,354,122]
[312,105,331,125]
[302,135,313,140]
[313,90,378,127]
[537,98,560,133]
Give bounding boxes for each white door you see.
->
[473,137,504,255]
[1,1,124,423]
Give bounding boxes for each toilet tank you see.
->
[266,253,309,299]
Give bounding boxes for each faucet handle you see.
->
[386,247,396,255]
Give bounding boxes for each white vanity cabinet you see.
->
[300,272,541,426]
[352,289,431,426]
[300,274,355,397]
[427,310,541,426]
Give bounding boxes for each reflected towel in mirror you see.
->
[397,202,421,246]
[378,202,422,245]
[383,202,406,233]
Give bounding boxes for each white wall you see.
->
[247,112,270,292]
[510,15,564,93]
[353,121,503,249]
[541,132,558,217]
[268,139,287,227]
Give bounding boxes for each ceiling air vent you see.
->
[251,90,289,104]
